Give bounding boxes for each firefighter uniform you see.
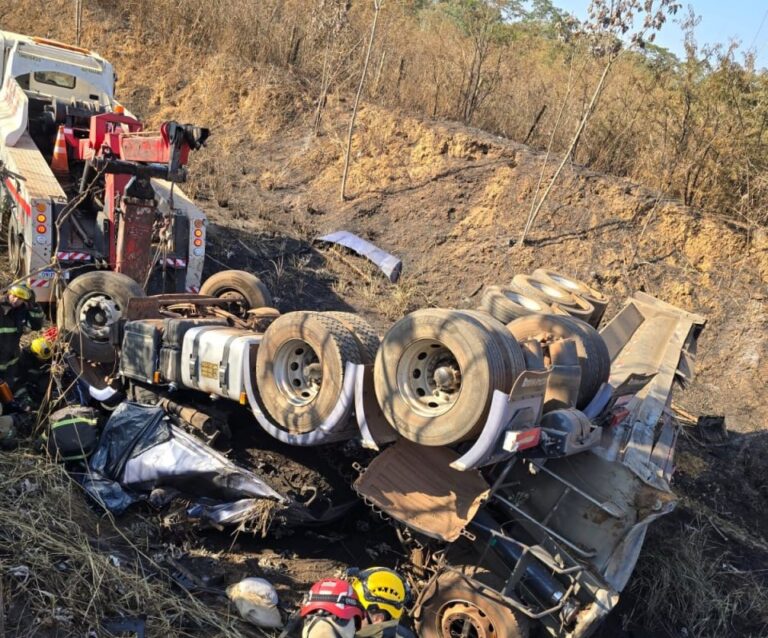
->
[15,337,52,404]
[0,288,45,396]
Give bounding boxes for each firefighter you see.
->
[300,578,364,638]
[0,284,45,399]
[350,568,415,638]
[15,336,53,405]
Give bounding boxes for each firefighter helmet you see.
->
[300,579,364,621]
[349,567,409,620]
[30,337,53,361]
[8,284,33,301]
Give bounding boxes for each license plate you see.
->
[38,270,56,279]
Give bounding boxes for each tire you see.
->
[200,269,272,310]
[457,310,527,384]
[506,314,610,408]
[415,567,529,638]
[373,309,511,446]
[531,269,609,327]
[478,286,551,323]
[58,271,146,363]
[510,275,594,322]
[256,311,361,434]
[324,312,381,364]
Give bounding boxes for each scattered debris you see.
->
[226,577,283,628]
[316,231,402,282]
[81,402,286,532]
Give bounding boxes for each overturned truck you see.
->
[103,267,705,638]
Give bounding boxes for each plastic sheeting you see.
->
[82,402,285,524]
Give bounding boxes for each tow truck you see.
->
[0,30,208,361]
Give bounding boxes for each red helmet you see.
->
[300,579,364,621]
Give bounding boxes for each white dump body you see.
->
[180,326,260,402]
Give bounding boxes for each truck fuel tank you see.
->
[180,326,260,403]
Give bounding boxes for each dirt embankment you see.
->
[176,94,767,433]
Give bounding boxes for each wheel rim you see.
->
[549,273,582,292]
[273,339,322,406]
[529,279,570,301]
[503,291,545,312]
[439,601,497,638]
[77,293,122,341]
[396,339,462,418]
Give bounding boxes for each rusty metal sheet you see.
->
[354,440,489,542]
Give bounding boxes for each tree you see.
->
[519,0,680,244]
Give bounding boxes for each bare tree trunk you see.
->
[313,41,334,136]
[520,57,615,245]
[524,104,547,144]
[395,57,405,99]
[75,0,83,46]
[287,25,302,65]
[340,0,383,201]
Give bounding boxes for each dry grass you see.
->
[0,450,242,637]
[627,509,768,638]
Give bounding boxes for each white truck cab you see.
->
[0,31,118,147]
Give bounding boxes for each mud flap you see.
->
[244,360,359,446]
[354,364,399,450]
[450,370,549,472]
[354,440,489,542]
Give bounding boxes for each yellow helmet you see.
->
[8,284,32,301]
[349,567,408,620]
[31,337,53,361]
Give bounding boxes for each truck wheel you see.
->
[200,270,272,313]
[415,567,529,638]
[457,310,527,384]
[325,312,381,364]
[478,285,551,323]
[506,314,610,408]
[374,309,511,446]
[510,275,594,322]
[58,271,146,363]
[531,269,609,327]
[256,311,361,434]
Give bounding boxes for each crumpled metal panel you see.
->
[596,292,706,486]
[0,76,28,147]
[317,231,402,283]
[496,292,706,634]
